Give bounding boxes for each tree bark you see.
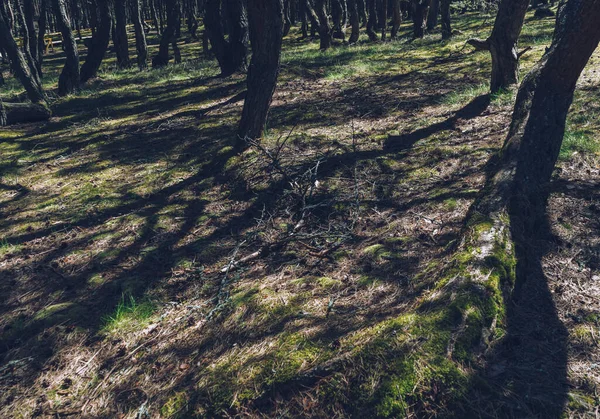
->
[390,0,401,39]
[152,0,180,68]
[204,0,248,75]
[314,0,332,49]
[487,0,530,92]
[0,101,51,126]
[130,0,148,70]
[114,0,131,68]
[412,0,430,38]
[347,0,359,43]
[0,6,45,103]
[237,0,284,146]
[366,0,378,41]
[426,0,438,30]
[226,0,249,71]
[36,0,48,75]
[53,0,80,95]
[80,0,112,83]
[440,0,450,40]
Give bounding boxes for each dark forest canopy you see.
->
[0,0,599,417]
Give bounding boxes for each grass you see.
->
[101,294,156,334]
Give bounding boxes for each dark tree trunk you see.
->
[0,6,45,103]
[204,0,248,74]
[226,0,249,70]
[152,0,180,68]
[237,0,284,146]
[347,0,359,43]
[16,0,41,83]
[331,0,346,40]
[37,0,48,75]
[283,0,292,35]
[366,0,377,41]
[440,0,450,39]
[80,0,112,83]
[114,0,131,68]
[487,0,530,93]
[426,0,438,30]
[390,0,401,39]
[378,0,386,40]
[131,0,148,69]
[23,0,40,72]
[411,0,430,38]
[0,101,51,126]
[150,0,161,33]
[53,0,80,95]
[314,0,332,49]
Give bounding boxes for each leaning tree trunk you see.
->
[237,0,284,146]
[36,0,48,75]
[23,0,40,72]
[402,4,600,417]
[152,0,180,68]
[0,6,45,103]
[53,0,80,95]
[80,0,112,83]
[204,0,248,75]
[440,0,450,40]
[114,0,131,68]
[412,0,430,38]
[130,0,148,70]
[15,0,41,84]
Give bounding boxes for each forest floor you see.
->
[1,10,600,418]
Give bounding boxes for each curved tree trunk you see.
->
[114,0,131,68]
[204,0,248,75]
[366,0,378,41]
[131,0,148,70]
[53,0,80,95]
[80,0,112,83]
[237,0,284,146]
[0,101,51,126]
[314,0,332,49]
[0,6,45,103]
[36,0,48,76]
[15,0,41,84]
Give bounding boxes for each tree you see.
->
[53,0,80,95]
[467,0,530,93]
[114,0,131,68]
[0,4,45,103]
[237,0,284,147]
[440,0,451,40]
[204,0,249,74]
[412,0,431,38]
[152,0,181,68]
[130,0,148,70]
[80,0,112,83]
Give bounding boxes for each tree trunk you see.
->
[314,0,332,49]
[426,0,438,30]
[390,0,401,39]
[347,0,359,43]
[152,0,180,68]
[237,0,284,146]
[130,0,148,70]
[23,0,40,74]
[366,0,377,41]
[0,101,51,126]
[15,0,41,84]
[80,0,112,83]
[488,0,530,92]
[440,0,450,40]
[0,6,45,103]
[36,0,48,75]
[411,0,430,38]
[226,0,249,71]
[331,0,346,40]
[204,0,248,75]
[114,0,131,68]
[378,0,386,40]
[53,0,80,95]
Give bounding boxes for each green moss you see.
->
[160,392,188,418]
[374,360,416,417]
[34,303,76,321]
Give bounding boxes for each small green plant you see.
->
[102,294,156,334]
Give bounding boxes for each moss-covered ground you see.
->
[1,9,600,418]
